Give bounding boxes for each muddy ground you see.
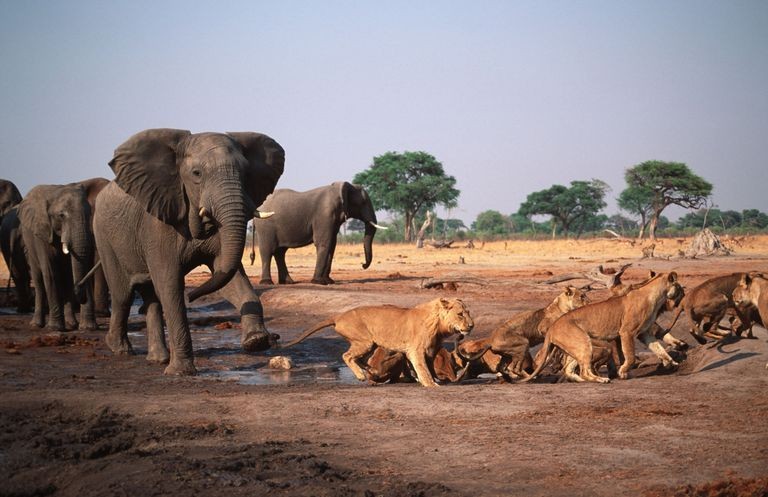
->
[1,239,767,497]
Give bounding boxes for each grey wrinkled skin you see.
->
[0,179,32,312]
[255,182,378,285]
[17,181,102,331]
[93,129,284,376]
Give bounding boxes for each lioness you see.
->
[462,286,588,380]
[733,273,768,370]
[525,272,683,383]
[282,298,474,387]
[667,273,756,344]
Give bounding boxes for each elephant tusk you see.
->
[254,210,274,219]
[62,242,70,255]
[369,221,388,230]
[199,207,210,218]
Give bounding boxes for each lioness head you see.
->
[665,272,684,303]
[554,286,590,313]
[733,273,765,308]
[436,298,474,336]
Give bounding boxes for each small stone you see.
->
[268,356,293,370]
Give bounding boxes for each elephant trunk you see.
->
[362,221,376,270]
[187,178,246,302]
[68,211,93,305]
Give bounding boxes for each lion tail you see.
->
[280,318,336,349]
[519,333,554,383]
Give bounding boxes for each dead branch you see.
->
[539,263,632,288]
[427,240,454,249]
[420,275,488,289]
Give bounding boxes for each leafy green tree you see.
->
[518,179,609,238]
[472,210,510,235]
[353,152,459,242]
[623,161,712,241]
[741,209,768,229]
[677,209,742,230]
[617,185,654,240]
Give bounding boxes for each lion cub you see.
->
[282,298,474,387]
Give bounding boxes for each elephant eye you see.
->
[192,170,202,177]
[58,212,66,219]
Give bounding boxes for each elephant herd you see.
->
[0,128,382,376]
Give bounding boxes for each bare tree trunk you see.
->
[404,211,414,242]
[648,213,660,242]
[416,211,433,248]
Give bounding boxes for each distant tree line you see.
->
[339,153,768,244]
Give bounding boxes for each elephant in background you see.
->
[94,129,284,375]
[0,179,32,312]
[79,177,111,316]
[255,182,384,285]
[18,180,104,330]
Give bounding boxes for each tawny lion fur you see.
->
[282,298,474,387]
[526,272,683,383]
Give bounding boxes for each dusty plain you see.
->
[1,236,767,496]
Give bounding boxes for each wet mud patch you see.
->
[0,401,460,497]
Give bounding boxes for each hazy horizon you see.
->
[1,1,766,225]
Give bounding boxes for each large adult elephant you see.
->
[255,182,384,285]
[93,129,284,376]
[18,180,104,330]
[0,179,32,312]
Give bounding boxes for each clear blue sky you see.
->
[1,1,766,225]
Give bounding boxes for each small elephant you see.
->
[0,179,32,312]
[255,182,385,285]
[94,128,285,376]
[17,180,105,330]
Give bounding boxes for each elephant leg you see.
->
[100,243,134,355]
[311,241,333,285]
[36,248,64,331]
[321,237,338,284]
[150,270,195,376]
[216,266,276,352]
[274,247,294,284]
[258,243,274,285]
[10,252,32,313]
[29,262,46,328]
[137,285,168,363]
[78,271,97,331]
[93,252,110,317]
[57,261,79,331]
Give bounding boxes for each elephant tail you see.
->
[281,318,336,348]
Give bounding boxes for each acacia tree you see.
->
[518,179,608,238]
[472,210,510,235]
[617,185,654,240]
[623,161,712,241]
[353,151,459,241]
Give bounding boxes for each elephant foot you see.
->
[259,278,274,285]
[106,333,135,356]
[79,320,98,331]
[47,320,67,332]
[279,275,295,285]
[242,331,280,352]
[146,349,170,364]
[164,359,197,376]
[310,278,332,285]
[30,317,45,328]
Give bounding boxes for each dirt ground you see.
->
[1,236,767,497]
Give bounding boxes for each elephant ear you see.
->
[227,132,285,208]
[78,177,111,210]
[109,129,191,225]
[333,181,353,219]
[18,186,54,243]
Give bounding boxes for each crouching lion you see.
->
[525,272,683,383]
[282,298,474,387]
